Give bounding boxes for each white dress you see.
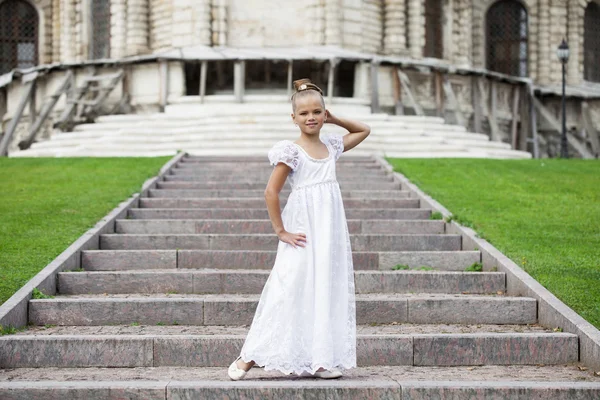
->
[239,135,357,376]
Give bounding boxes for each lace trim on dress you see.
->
[268,140,300,171]
[324,135,344,160]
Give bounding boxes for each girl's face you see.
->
[291,93,326,136]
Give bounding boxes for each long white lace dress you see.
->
[238,134,357,376]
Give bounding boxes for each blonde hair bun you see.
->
[292,78,324,96]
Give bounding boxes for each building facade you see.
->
[1,0,600,157]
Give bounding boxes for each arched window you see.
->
[424,0,443,58]
[486,0,528,77]
[91,0,111,59]
[584,2,600,82]
[0,0,38,74]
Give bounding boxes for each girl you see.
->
[228,78,371,380]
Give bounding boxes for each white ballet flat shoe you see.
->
[228,356,250,380]
[300,368,343,379]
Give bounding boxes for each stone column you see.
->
[149,0,172,52]
[110,0,128,59]
[383,0,407,55]
[453,0,472,66]
[195,0,211,46]
[308,0,325,45]
[211,0,228,46]
[549,0,568,84]
[126,0,150,55]
[566,0,581,85]
[60,0,76,62]
[407,0,424,59]
[471,1,484,68]
[52,0,61,62]
[325,0,343,46]
[537,0,551,84]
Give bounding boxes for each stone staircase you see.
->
[2,155,599,399]
[10,100,532,159]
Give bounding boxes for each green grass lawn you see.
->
[388,158,600,329]
[0,157,171,306]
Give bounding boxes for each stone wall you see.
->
[17,0,600,88]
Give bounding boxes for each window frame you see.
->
[485,0,529,77]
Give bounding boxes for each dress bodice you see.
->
[267,135,344,191]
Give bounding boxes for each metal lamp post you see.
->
[557,39,570,158]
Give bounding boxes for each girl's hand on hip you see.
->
[278,231,307,248]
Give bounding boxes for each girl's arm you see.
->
[325,111,371,152]
[264,164,307,248]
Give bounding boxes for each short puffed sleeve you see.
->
[267,140,300,171]
[324,135,345,160]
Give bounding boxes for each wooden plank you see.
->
[199,61,208,103]
[472,76,482,133]
[29,80,37,126]
[397,70,424,116]
[0,88,6,135]
[159,61,169,111]
[531,96,593,159]
[442,76,466,127]
[435,72,444,118]
[490,81,499,141]
[510,86,521,149]
[392,66,403,115]
[20,71,73,150]
[234,61,245,103]
[581,102,600,157]
[529,91,540,159]
[371,61,380,113]
[0,81,35,156]
[476,79,501,141]
[518,86,530,151]
[287,61,293,99]
[328,58,338,104]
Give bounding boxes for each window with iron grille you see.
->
[584,2,600,82]
[91,0,111,59]
[424,0,443,59]
[486,0,528,77]
[0,0,38,75]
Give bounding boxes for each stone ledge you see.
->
[0,152,186,330]
[377,156,600,370]
[1,380,599,400]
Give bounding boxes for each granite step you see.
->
[81,250,481,271]
[156,181,402,190]
[114,219,445,235]
[1,368,599,400]
[167,172,394,182]
[28,293,537,326]
[175,162,385,170]
[57,269,504,295]
[99,233,461,251]
[168,169,391,179]
[127,208,432,220]
[0,325,577,368]
[182,155,376,163]
[158,181,403,191]
[147,189,412,199]
[139,198,420,209]
[163,174,396,183]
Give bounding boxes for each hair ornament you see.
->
[299,84,307,90]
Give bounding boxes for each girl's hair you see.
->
[291,78,325,112]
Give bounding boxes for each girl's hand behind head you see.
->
[324,109,338,124]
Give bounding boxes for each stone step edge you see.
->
[0,333,578,368]
[0,380,598,400]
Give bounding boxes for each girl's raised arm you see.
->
[325,111,371,152]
